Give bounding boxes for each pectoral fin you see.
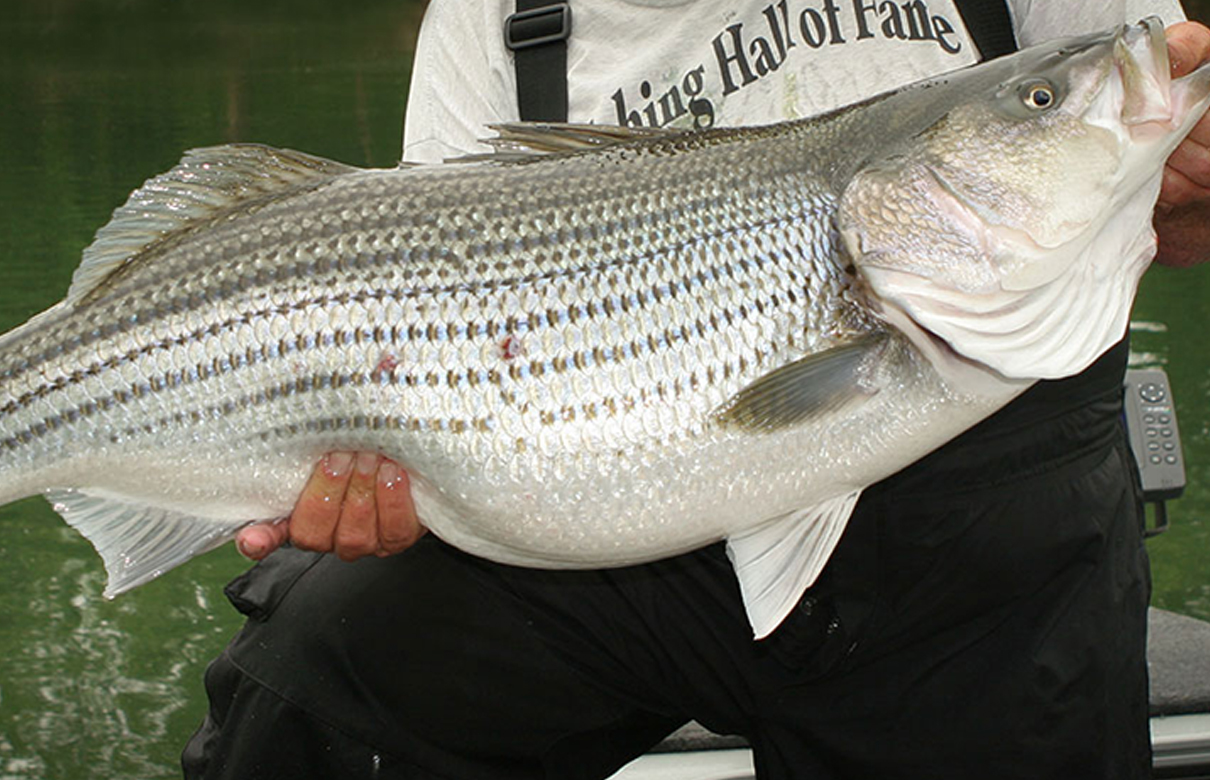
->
[712,334,885,432]
[726,490,862,639]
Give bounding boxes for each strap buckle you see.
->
[505,3,572,51]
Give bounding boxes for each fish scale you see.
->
[22,164,824,458]
[1,20,1207,638]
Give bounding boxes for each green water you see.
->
[0,3,424,777]
[0,3,1209,778]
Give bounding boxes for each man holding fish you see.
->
[185,2,1210,778]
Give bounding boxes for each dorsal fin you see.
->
[487,121,673,153]
[450,122,677,163]
[69,144,360,304]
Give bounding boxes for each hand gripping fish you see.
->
[0,20,1205,637]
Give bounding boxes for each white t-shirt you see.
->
[402,0,1186,163]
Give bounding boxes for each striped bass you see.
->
[0,20,1206,638]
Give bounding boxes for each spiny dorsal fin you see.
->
[69,144,360,304]
[712,333,887,432]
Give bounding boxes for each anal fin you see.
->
[46,490,256,597]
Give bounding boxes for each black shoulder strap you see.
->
[505,1,572,121]
[953,0,1018,60]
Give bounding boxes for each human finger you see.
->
[1156,158,1205,208]
[289,451,354,552]
[1159,23,1210,208]
[1160,139,1210,208]
[332,452,382,561]
[235,520,290,561]
[375,460,424,556]
[1166,21,1210,79]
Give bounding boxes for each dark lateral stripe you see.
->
[0,270,803,454]
[251,413,494,443]
[0,214,824,428]
[0,201,826,393]
[122,373,498,443]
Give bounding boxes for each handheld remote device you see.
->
[1123,368,1186,536]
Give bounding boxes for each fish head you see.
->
[840,18,1210,382]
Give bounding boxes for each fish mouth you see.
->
[1114,17,1210,140]
[1115,17,1176,133]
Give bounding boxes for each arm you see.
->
[1155,21,1210,267]
[401,0,517,163]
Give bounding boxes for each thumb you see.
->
[1167,21,1210,79]
[236,519,290,560]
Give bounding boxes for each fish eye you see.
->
[1019,80,1058,111]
